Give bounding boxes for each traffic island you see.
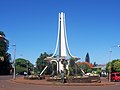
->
[47,75,101,83]
[10,76,116,86]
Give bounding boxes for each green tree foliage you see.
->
[106,62,111,73]
[111,59,120,72]
[85,52,90,63]
[0,31,11,75]
[61,59,67,70]
[51,61,57,75]
[113,60,120,72]
[15,58,33,75]
[93,62,98,67]
[69,57,76,75]
[61,59,68,75]
[96,68,102,75]
[106,59,120,73]
[77,62,93,75]
[36,52,52,75]
[78,63,91,73]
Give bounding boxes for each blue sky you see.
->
[0,0,120,64]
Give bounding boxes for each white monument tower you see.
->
[50,12,75,73]
[45,12,78,74]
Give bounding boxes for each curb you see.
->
[9,78,116,86]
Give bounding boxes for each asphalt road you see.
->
[0,75,120,90]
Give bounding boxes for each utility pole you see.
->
[109,45,120,82]
[109,48,112,82]
[13,44,16,80]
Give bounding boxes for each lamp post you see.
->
[27,60,29,75]
[109,45,120,82]
[33,65,36,74]
[12,44,16,80]
[108,48,112,82]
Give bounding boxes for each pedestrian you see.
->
[60,70,65,83]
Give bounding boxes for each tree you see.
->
[112,60,120,72]
[0,31,11,75]
[69,57,76,75]
[61,59,68,75]
[106,62,111,73]
[51,61,57,75]
[93,62,98,67]
[106,59,120,73]
[111,59,120,72]
[36,52,52,75]
[15,58,33,75]
[77,62,93,73]
[85,52,90,63]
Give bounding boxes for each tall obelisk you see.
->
[58,12,68,73]
[59,12,67,57]
[49,12,75,73]
[41,12,79,75]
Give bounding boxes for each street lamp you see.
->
[12,44,16,80]
[27,60,29,76]
[109,44,120,82]
[33,65,36,74]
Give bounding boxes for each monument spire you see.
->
[51,12,73,58]
[41,12,79,75]
[59,12,67,57]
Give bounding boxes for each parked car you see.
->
[111,72,120,82]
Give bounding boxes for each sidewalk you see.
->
[10,76,117,86]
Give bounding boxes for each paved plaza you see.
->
[0,75,120,90]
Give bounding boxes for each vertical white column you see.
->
[59,12,67,57]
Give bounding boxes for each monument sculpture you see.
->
[41,12,78,75]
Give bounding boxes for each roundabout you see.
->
[11,76,116,86]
